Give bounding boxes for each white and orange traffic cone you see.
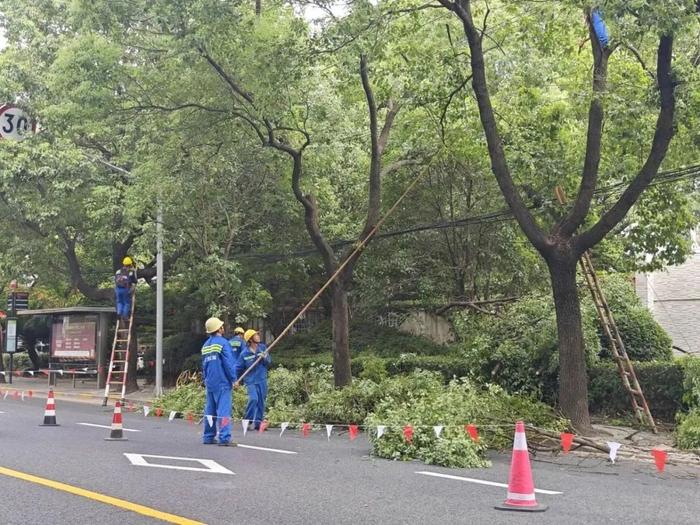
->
[495,421,547,512]
[39,389,59,426]
[105,401,128,441]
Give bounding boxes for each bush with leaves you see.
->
[676,410,700,450]
[453,293,600,400]
[365,377,567,468]
[594,274,672,361]
[675,358,700,449]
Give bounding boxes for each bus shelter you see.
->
[17,307,114,389]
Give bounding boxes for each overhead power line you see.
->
[240,163,700,262]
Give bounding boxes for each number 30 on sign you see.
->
[0,104,35,141]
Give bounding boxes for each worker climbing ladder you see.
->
[554,186,657,432]
[102,296,135,406]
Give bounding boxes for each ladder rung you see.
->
[116,339,129,342]
[108,381,124,384]
[112,360,127,363]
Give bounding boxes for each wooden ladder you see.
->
[579,252,657,432]
[102,296,135,406]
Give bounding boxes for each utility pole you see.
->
[155,205,164,397]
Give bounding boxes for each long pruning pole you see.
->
[234,159,436,386]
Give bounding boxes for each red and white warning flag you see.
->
[326,424,333,440]
[221,416,230,428]
[302,423,311,437]
[242,419,250,436]
[560,432,574,454]
[466,424,479,442]
[3,390,9,400]
[20,391,25,401]
[403,425,414,443]
[348,425,359,440]
[377,425,386,438]
[433,425,443,438]
[143,406,150,417]
[652,449,667,472]
[168,411,177,421]
[606,442,621,464]
[206,415,214,427]
[279,422,289,437]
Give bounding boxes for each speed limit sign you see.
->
[0,104,35,141]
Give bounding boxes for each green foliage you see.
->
[680,357,700,409]
[676,410,700,450]
[357,355,388,383]
[274,321,447,357]
[366,378,567,468]
[453,293,600,399]
[588,362,685,421]
[593,274,672,361]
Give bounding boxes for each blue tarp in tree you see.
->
[591,8,609,48]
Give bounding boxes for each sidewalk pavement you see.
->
[0,375,162,406]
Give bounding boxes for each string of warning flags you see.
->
[0,385,673,471]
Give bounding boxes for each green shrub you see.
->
[680,357,700,409]
[2,352,37,370]
[302,379,383,424]
[593,274,672,361]
[676,410,700,450]
[357,355,388,383]
[274,320,447,358]
[453,293,600,399]
[365,379,567,468]
[588,361,684,421]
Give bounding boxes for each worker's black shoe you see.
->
[203,441,217,445]
[218,441,237,447]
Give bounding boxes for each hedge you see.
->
[588,361,684,421]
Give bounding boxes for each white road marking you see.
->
[415,471,562,495]
[0,411,5,414]
[124,453,234,475]
[237,444,297,455]
[77,422,141,433]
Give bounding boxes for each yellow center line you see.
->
[0,465,205,525]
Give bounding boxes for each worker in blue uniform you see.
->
[229,326,246,362]
[201,317,237,446]
[114,256,137,322]
[235,329,271,431]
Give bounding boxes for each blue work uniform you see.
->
[228,334,245,363]
[201,335,237,444]
[114,267,137,319]
[235,343,271,430]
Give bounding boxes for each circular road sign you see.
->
[0,104,35,141]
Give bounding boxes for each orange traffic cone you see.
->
[105,401,128,441]
[39,390,59,426]
[495,421,547,512]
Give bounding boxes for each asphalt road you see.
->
[1,395,698,524]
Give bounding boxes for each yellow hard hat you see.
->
[122,256,133,266]
[205,317,225,334]
[243,329,257,342]
[234,327,245,334]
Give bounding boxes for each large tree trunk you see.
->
[547,255,593,433]
[331,283,352,387]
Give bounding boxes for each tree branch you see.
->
[556,11,610,238]
[577,35,676,252]
[438,0,547,252]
